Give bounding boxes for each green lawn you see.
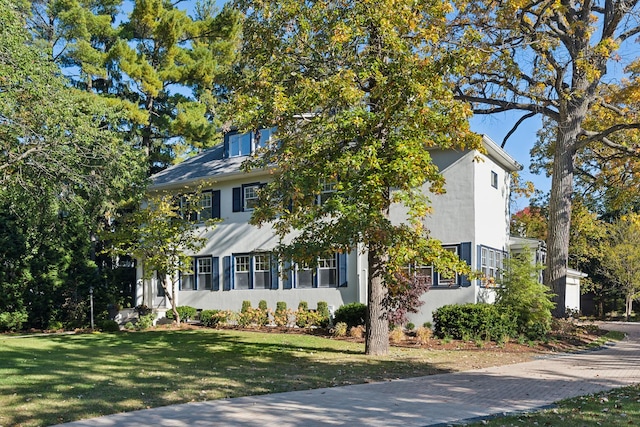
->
[467,384,640,426]
[1,328,463,427]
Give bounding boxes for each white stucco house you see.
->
[135,131,576,325]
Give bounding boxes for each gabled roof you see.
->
[150,144,258,191]
[150,133,521,191]
[481,135,522,173]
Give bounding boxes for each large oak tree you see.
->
[451,0,640,316]
[232,0,477,355]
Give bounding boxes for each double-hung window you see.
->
[232,253,274,290]
[253,254,271,289]
[180,259,195,290]
[296,263,314,288]
[318,179,337,205]
[317,256,337,287]
[437,246,459,286]
[481,246,505,285]
[234,255,251,289]
[294,255,338,288]
[180,190,219,221]
[197,258,213,290]
[243,185,260,211]
[199,192,212,220]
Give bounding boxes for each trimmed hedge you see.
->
[432,303,517,342]
[333,302,367,328]
[165,306,197,321]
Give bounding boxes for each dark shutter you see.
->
[248,254,254,289]
[223,256,231,290]
[212,257,220,291]
[270,254,279,289]
[459,242,472,287]
[212,190,221,219]
[283,261,293,289]
[232,187,242,212]
[338,253,348,287]
[223,133,229,158]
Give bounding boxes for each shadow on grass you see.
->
[0,329,451,427]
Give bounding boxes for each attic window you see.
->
[491,171,498,189]
[229,132,252,157]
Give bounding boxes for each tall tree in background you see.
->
[0,0,145,328]
[452,0,640,316]
[233,0,477,355]
[599,214,640,319]
[26,0,242,174]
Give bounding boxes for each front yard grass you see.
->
[2,327,538,427]
[467,383,640,426]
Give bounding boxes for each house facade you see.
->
[136,132,525,325]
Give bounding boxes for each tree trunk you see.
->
[159,273,180,324]
[545,108,584,318]
[365,246,389,356]
[626,294,632,321]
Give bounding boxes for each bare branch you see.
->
[502,112,538,148]
[455,93,559,120]
[580,123,640,147]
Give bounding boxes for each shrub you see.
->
[295,310,324,328]
[203,309,235,326]
[349,325,365,338]
[316,301,330,328]
[241,301,252,313]
[415,326,432,344]
[124,321,135,330]
[298,301,309,311]
[238,307,268,327]
[99,320,120,332]
[136,313,155,330]
[48,321,64,331]
[423,321,433,329]
[405,322,415,331]
[165,306,197,322]
[496,249,554,340]
[333,302,366,328]
[258,300,268,311]
[432,303,517,342]
[332,322,348,337]
[0,311,28,332]
[274,302,289,326]
[389,327,405,343]
[200,310,221,327]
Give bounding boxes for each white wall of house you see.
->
[566,269,585,314]
[142,170,364,315]
[138,134,523,327]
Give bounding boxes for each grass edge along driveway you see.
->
[0,327,618,427]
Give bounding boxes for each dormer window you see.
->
[229,132,252,157]
[225,127,276,158]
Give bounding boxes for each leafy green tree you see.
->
[233,0,478,355]
[496,249,554,339]
[0,0,145,329]
[452,0,640,317]
[598,214,640,319]
[105,191,217,323]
